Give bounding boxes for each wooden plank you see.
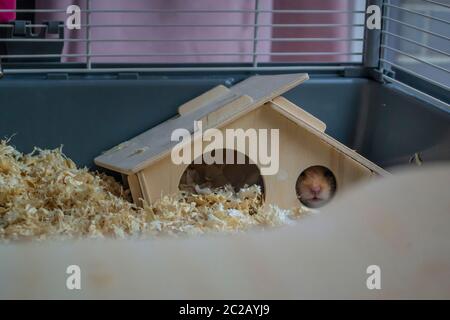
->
[127,174,144,207]
[139,158,187,203]
[137,171,152,205]
[269,101,389,177]
[201,95,254,129]
[94,73,310,175]
[178,85,230,115]
[271,96,326,132]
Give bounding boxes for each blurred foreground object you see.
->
[0,164,449,299]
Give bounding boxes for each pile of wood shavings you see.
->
[0,139,311,242]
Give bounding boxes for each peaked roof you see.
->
[95,73,309,174]
[94,73,388,176]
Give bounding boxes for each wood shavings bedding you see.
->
[0,139,311,242]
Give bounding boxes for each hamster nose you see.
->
[311,186,322,194]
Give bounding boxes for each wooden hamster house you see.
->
[95,74,388,209]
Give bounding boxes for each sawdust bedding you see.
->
[0,139,312,242]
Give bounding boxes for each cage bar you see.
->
[0,0,447,113]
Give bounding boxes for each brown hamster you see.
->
[296,166,336,208]
[180,164,227,191]
[180,162,262,192]
[179,149,264,193]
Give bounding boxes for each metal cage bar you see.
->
[0,1,368,73]
[384,3,450,24]
[86,0,91,69]
[379,0,450,109]
[0,23,367,28]
[420,0,450,9]
[0,9,368,14]
[380,58,450,91]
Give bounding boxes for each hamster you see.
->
[179,163,263,193]
[179,163,229,191]
[296,166,336,208]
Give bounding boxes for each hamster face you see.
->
[296,166,336,208]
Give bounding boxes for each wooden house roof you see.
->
[94,73,388,176]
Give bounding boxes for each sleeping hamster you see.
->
[296,166,336,208]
